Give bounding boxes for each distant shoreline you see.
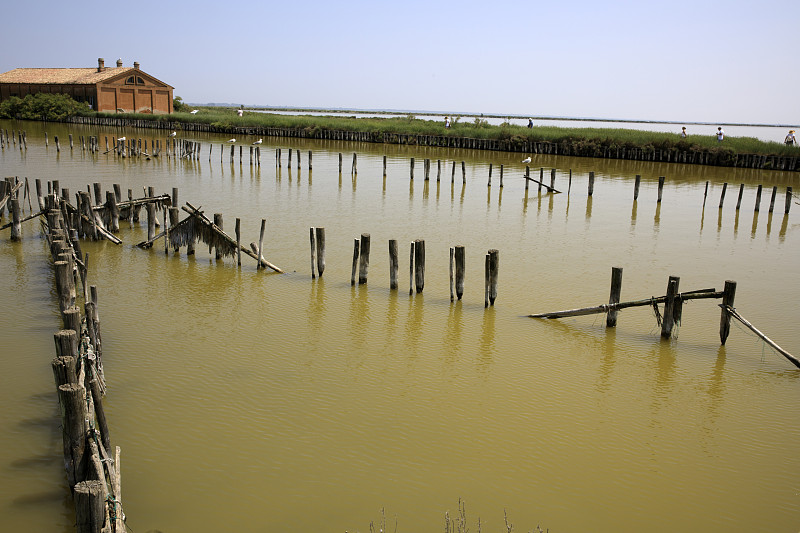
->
[195,104,796,129]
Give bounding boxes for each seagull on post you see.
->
[252,139,263,145]
[169,131,177,137]
[521,156,531,164]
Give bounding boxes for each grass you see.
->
[92,106,800,159]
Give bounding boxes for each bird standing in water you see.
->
[521,156,531,164]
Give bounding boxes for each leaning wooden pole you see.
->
[721,304,800,369]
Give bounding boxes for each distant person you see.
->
[680,126,687,138]
[527,118,533,128]
[785,130,797,146]
[716,127,724,142]
[445,116,451,129]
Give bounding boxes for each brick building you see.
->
[0,58,173,114]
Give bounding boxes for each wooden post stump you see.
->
[634,175,641,200]
[351,238,360,286]
[74,479,106,533]
[754,185,762,212]
[657,176,665,203]
[661,276,680,338]
[455,245,466,300]
[719,280,737,345]
[487,249,499,306]
[315,227,325,277]
[414,239,425,293]
[588,171,595,196]
[358,233,371,285]
[389,239,398,290]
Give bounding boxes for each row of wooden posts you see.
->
[43,191,126,533]
[528,266,800,369]
[14,130,797,213]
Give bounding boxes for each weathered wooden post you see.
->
[606,266,623,327]
[538,168,543,192]
[55,135,60,152]
[484,254,490,308]
[633,175,641,200]
[410,157,415,180]
[449,247,455,301]
[550,168,556,190]
[409,241,414,295]
[736,183,744,210]
[719,280,737,345]
[235,218,241,266]
[754,185,762,212]
[451,161,456,183]
[339,153,343,173]
[69,134,73,150]
[414,239,425,293]
[147,202,156,242]
[106,191,119,232]
[351,238,360,286]
[358,233,371,285]
[308,150,312,170]
[488,164,493,187]
[74,479,106,533]
[310,227,317,278]
[657,176,665,203]
[786,187,793,214]
[588,171,595,196]
[315,227,325,277]
[499,165,504,187]
[287,148,292,167]
[389,239,399,290]
[487,249,499,306]
[213,214,223,259]
[661,276,680,338]
[455,245,466,300]
[58,383,88,487]
[524,166,530,191]
[256,219,265,270]
[437,160,441,181]
[9,198,21,241]
[424,158,430,181]
[718,183,727,209]
[382,155,387,176]
[461,161,466,184]
[768,186,777,213]
[352,153,357,175]
[169,208,180,253]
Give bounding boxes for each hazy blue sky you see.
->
[3,0,798,125]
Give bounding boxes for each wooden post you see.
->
[74,480,106,533]
[147,202,156,242]
[451,161,456,183]
[169,208,180,252]
[409,241,414,295]
[351,238,360,286]
[657,176,665,203]
[54,260,74,313]
[106,191,119,233]
[256,219,265,270]
[308,150,312,170]
[786,187,793,214]
[339,153,343,173]
[410,157,415,180]
[455,245,465,300]
[309,227,317,279]
[461,161,466,184]
[484,254,490,308]
[754,185,762,212]
[718,183,727,209]
[633,175,641,200]
[424,158,430,181]
[389,239,398,290]
[488,164,493,187]
[315,227,325,277]
[735,183,744,210]
[661,276,680,338]
[550,168,556,190]
[524,166,530,191]
[719,280,737,345]
[214,214,223,259]
[9,198,21,241]
[235,218,241,266]
[58,383,87,487]
[382,155,387,176]
[437,159,441,181]
[588,171,594,196]
[449,247,455,301]
[414,239,425,293]
[606,266,623,327]
[768,186,777,213]
[487,249,499,306]
[358,233,370,284]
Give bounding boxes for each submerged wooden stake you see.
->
[389,239,398,290]
[358,233,371,285]
[606,266,623,327]
[661,276,680,338]
[414,239,425,293]
[719,280,737,345]
[455,245,465,300]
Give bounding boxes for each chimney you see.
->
[116,59,122,67]
[133,61,140,70]
[97,58,105,72]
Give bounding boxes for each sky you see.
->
[2,0,798,125]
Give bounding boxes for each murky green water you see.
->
[1,119,799,532]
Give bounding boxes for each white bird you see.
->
[169,131,177,137]
[252,138,263,145]
[117,136,126,142]
[227,139,236,143]
[190,110,199,114]
[521,156,531,164]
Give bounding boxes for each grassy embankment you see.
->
[100,106,799,159]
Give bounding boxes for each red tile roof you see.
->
[0,67,133,84]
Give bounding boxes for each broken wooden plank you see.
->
[522,175,561,194]
[0,209,44,230]
[528,288,720,319]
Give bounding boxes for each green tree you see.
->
[0,93,85,120]
[173,95,186,112]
